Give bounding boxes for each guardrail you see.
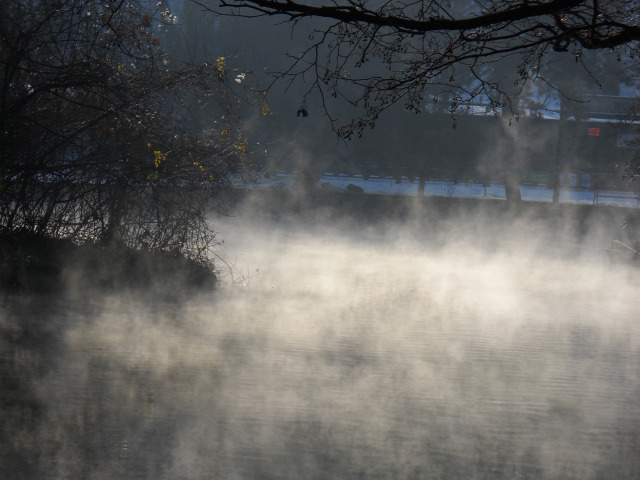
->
[593,190,640,206]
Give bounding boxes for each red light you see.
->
[588,128,601,136]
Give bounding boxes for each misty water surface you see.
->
[2,204,640,479]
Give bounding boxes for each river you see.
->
[2,196,640,479]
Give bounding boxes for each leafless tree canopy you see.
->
[204,0,640,137]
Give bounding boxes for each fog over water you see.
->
[2,195,640,479]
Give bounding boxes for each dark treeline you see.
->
[257,111,637,195]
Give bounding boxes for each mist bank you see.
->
[2,188,637,298]
[224,188,638,260]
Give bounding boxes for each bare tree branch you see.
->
[196,0,639,137]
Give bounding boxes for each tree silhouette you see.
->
[0,0,253,265]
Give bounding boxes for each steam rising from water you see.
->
[2,199,640,479]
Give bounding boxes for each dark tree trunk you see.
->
[502,138,522,203]
[504,171,522,203]
[418,177,425,196]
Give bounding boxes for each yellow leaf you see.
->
[216,57,226,77]
[153,150,167,169]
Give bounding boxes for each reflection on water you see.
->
[2,217,640,479]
